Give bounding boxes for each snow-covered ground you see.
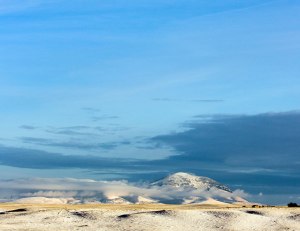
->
[0,204,299,231]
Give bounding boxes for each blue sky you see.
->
[0,0,300,204]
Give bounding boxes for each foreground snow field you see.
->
[0,204,299,231]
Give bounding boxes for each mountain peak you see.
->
[169,172,195,177]
[152,172,232,193]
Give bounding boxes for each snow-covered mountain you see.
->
[149,172,246,204]
[151,172,232,192]
[10,172,248,205]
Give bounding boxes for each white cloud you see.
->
[0,177,247,203]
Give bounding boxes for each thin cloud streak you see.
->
[0,177,247,203]
[152,98,224,103]
[19,137,131,150]
[19,125,37,130]
[81,107,101,113]
[91,116,120,122]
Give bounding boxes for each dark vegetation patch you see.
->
[252,205,264,208]
[117,210,171,220]
[287,202,299,207]
[288,214,300,220]
[149,210,170,215]
[71,211,96,220]
[7,208,28,213]
[117,214,131,219]
[205,211,232,219]
[0,208,29,216]
[245,210,263,215]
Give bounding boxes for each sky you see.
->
[0,0,300,205]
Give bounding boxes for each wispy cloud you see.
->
[19,125,37,130]
[81,107,121,122]
[91,115,120,122]
[45,128,99,137]
[19,137,131,150]
[0,177,247,203]
[152,98,224,103]
[0,146,134,169]
[58,126,91,130]
[18,124,130,139]
[81,107,101,113]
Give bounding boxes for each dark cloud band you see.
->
[1,111,300,196]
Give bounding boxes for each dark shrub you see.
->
[287,202,299,207]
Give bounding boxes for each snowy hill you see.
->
[132,196,159,204]
[104,197,132,204]
[149,172,245,204]
[10,172,248,205]
[151,172,232,192]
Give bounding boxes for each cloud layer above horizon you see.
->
[0,111,299,204]
[0,176,247,204]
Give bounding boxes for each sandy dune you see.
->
[0,204,299,231]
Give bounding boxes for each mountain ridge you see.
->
[151,172,232,192]
[10,172,248,205]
